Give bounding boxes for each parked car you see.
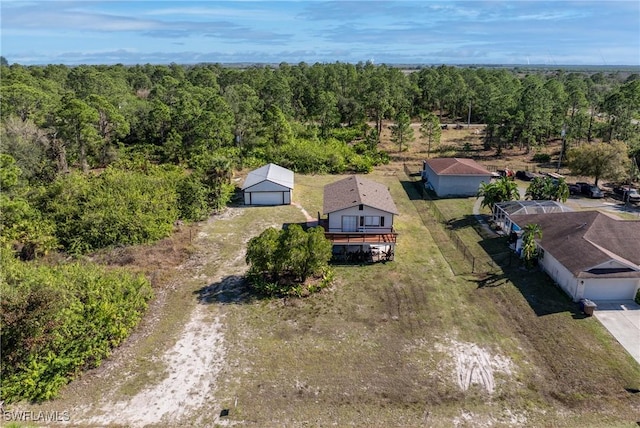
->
[568,183,581,195]
[613,186,640,203]
[515,170,543,181]
[576,182,603,198]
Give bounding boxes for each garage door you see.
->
[584,279,638,300]
[248,191,284,205]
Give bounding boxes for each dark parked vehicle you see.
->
[568,183,581,195]
[576,182,603,198]
[515,170,543,181]
[613,186,640,203]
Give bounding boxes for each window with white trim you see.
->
[364,216,381,227]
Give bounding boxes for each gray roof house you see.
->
[321,175,399,262]
[242,163,294,205]
[511,211,640,301]
[422,158,492,197]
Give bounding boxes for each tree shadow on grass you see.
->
[194,275,258,305]
[445,214,478,231]
[475,237,585,318]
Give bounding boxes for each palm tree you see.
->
[477,176,520,210]
[521,223,542,268]
[555,178,570,202]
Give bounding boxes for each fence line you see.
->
[403,163,511,275]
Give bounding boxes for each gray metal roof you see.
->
[495,200,572,216]
[323,175,399,215]
[241,163,294,190]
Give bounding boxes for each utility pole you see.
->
[556,124,566,173]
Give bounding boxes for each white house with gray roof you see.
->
[511,211,640,301]
[321,175,399,262]
[242,163,294,205]
[323,175,398,233]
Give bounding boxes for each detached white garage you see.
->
[242,163,294,206]
[421,158,492,197]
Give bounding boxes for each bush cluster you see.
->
[532,153,552,163]
[0,247,153,402]
[245,225,333,297]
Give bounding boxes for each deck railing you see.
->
[323,231,398,245]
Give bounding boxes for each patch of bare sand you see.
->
[436,339,514,394]
[86,309,225,427]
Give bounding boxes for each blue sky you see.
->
[1,1,639,66]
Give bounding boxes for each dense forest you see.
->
[1,60,639,402]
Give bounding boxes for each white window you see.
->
[364,216,381,227]
[342,216,358,232]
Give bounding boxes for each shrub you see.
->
[0,247,152,402]
[246,225,333,297]
[533,153,551,163]
[176,174,210,221]
[39,167,178,253]
[635,288,640,305]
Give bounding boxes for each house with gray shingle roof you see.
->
[321,175,398,262]
[422,158,492,197]
[510,211,640,301]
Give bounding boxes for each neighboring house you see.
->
[510,211,640,301]
[493,200,573,233]
[242,163,294,205]
[422,158,492,197]
[321,175,399,262]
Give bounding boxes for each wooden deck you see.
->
[323,232,398,245]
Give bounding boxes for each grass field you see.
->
[11,126,639,427]
[212,171,640,427]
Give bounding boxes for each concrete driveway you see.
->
[593,300,640,365]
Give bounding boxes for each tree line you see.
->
[1,60,639,403]
[2,62,639,181]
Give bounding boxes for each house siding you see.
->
[243,180,291,193]
[422,164,491,197]
[539,247,581,300]
[327,206,393,233]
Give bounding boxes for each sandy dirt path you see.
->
[84,309,225,427]
[64,208,250,427]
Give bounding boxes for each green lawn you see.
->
[215,171,640,427]
[21,169,637,427]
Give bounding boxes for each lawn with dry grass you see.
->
[11,124,639,427]
[213,171,639,427]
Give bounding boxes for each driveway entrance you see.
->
[593,300,640,365]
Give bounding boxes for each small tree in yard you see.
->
[389,111,414,153]
[525,177,569,202]
[521,223,542,268]
[567,141,629,186]
[246,225,333,297]
[419,112,441,158]
[245,227,281,279]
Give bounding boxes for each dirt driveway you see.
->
[594,300,640,364]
